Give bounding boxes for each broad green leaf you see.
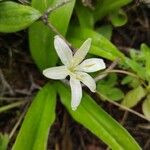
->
[121,76,140,88]
[56,82,141,150]
[107,88,124,101]
[96,25,113,40]
[29,0,75,71]
[67,26,125,61]
[98,85,124,101]
[98,73,118,87]
[94,0,132,21]
[75,1,94,28]
[122,85,146,108]
[109,9,127,27]
[125,57,147,80]
[141,43,150,79]
[142,95,150,120]
[129,49,143,62]
[0,1,42,33]
[13,83,56,150]
[0,134,9,150]
[97,74,124,101]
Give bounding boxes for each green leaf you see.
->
[94,0,132,21]
[109,9,127,27]
[67,26,125,61]
[0,133,9,150]
[107,88,124,101]
[97,73,124,101]
[12,83,56,150]
[75,1,94,28]
[29,0,75,71]
[96,25,113,40]
[141,43,150,79]
[98,73,118,87]
[122,85,146,108]
[142,95,150,120]
[56,82,141,150]
[98,86,124,101]
[121,76,140,88]
[0,1,42,33]
[125,57,147,80]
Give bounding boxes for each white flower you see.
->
[43,35,106,110]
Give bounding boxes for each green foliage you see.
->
[124,57,147,80]
[141,43,150,80]
[97,73,124,101]
[56,82,141,150]
[75,0,94,29]
[121,44,150,118]
[121,76,140,88]
[29,0,75,71]
[94,0,132,21]
[0,1,42,32]
[67,26,125,61]
[109,9,127,27]
[142,95,150,120]
[122,86,146,108]
[0,134,9,150]
[96,25,113,40]
[12,83,56,150]
[125,44,150,80]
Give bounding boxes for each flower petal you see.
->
[43,66,68,79]
[76,58,106,72]
[77,72,96,92]
[54,35,73,65]
[71,38,91,66]
[70,77,82,111]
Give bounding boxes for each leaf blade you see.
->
[29,0,75,70]
[122,85,146,108]
[56,82,141,150]
[0,1,42,33]
[12,83,56,150]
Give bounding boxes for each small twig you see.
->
[0,97,26,101]
[0,69,14,95]
[29,74,41,91]
[45,0,71,15]
[107,69,147,87]
[144,139,150,150]
[106,69,138,78]
[137,123,150,129]
[109,100,150,122]
[96,92,150,122]
[55,143,60,150]
[0,101,26,113]
[9,102,29,140]
[44,21,73,50]
[41,0,74,51]
[18,0,30,4]
[95,59,119,82]
[121,111,129,125]
[96,69,147,88]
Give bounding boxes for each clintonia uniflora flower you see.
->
[43,35,106,110]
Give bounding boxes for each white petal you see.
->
[77,72,96,92]
[43,66,68,79]
[70,77,82,111]
[54,35,73,65]
[76,58,106,73]
[71,38,91,66]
